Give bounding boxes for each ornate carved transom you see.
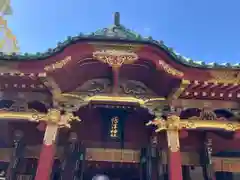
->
[75,78,111,95]
[93,49,138,68]
[119,80,156,99]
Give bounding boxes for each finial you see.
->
[114,12,120,26]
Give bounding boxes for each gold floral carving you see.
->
[93,49,138,68]
[158,60,184,78]
[47,109,61,123]
[59,112,80,128]
[146,115,181,152]
[44,56,71,72]
[166,115,181,130]
[208,71,240,84]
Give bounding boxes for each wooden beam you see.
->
[167,79,190,101]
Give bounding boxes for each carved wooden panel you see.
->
[213,157,240,172]
[1,146,240,172]
[119,80,157,99]
[85,148,140,163]
[213,157,222,172]
[75,78,111,94]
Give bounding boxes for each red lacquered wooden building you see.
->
[0,12,239,180]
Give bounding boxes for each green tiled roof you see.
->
[1,12,239,69]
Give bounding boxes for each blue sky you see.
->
[5,0,240,64]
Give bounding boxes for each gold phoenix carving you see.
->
[93,49,138,68]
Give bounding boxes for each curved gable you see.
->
[0,12,239,70]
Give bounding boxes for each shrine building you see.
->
[0,12,239,180]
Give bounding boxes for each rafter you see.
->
[167,79,190,102]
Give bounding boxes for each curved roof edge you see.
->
[0,22,239,69]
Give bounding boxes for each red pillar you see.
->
[35,123,59,180]
[167,130,183,180]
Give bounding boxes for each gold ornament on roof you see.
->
[93,49,138,68]
[44,56,72,72]
[158,60,184,78]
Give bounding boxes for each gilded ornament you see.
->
[93,49,138,68]
[47,109,61,123]
[146,115,183,132]
[62,93,165,106]
[44,56,71,72]
[59,112,80,128]
[225,123,237,131]
[146,118,167,132]
[110,116,119,137]
[166,115,181,130]
[158,60,184,78]
[184,120,195,129]
[0,108,80,128]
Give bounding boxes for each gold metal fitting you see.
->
[47,109,61,123]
